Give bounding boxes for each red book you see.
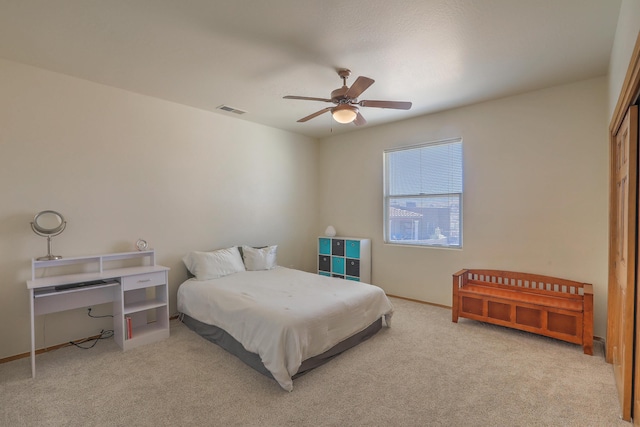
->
[126,316,132,339]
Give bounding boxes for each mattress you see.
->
[177,267,393,391]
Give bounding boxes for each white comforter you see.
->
[177,267,393,391]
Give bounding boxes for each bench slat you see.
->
[466,279,584,299]
[462,269,589,290]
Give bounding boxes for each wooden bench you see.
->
[452,269,593,355]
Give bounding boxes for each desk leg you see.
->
[30,289,35,378]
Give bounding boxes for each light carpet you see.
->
[0,298,627,426]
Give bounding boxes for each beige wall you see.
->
[318,77,609,337]
[0,59,319,360]
[609,0,640,120]
[0,61,612,360]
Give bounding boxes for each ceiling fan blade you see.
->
[345,76,375,99]
[284,95,333,103]
[353,112,367,126]
[297,107,332,122]
[359,100,412,110]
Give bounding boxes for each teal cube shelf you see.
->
[319,238,331,255]
[332,256,345,274]
[317,236,371,283]
[346,240,360,258]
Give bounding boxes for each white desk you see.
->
[27,251,169,378]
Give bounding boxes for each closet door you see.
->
[607,105,638,422]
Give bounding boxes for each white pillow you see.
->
[242,245,278,271]
[182,246,246,280]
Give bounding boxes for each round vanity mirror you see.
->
[32,210,65,235]
[31,210,67,260]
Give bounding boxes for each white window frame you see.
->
[383,138,463,248]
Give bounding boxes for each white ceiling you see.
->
[0,0,622,139]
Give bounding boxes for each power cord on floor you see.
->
[68,308,115,349]
[68,329,114,349]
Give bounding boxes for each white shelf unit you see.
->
[115,268,170,351]
[317,236,371,283]
[27,250,170,377]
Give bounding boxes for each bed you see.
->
[177,246,393,391]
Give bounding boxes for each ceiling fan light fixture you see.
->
[332,104,358,124]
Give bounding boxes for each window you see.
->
[384,138,463,248]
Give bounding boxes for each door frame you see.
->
[609,31,640,423]
[611,32,640,134]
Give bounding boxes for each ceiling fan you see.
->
[283,69,412,126]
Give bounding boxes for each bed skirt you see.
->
[181,314,383,381]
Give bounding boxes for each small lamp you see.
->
[332,104,358,124]
[31,210,66,260]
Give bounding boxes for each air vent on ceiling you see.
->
[216,105,247,115]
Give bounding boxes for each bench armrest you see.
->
[452,269,469,323]
[453,269,468,278]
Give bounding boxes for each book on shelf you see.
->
[125,316,132,340]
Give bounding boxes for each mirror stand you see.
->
[39,234,63,261]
